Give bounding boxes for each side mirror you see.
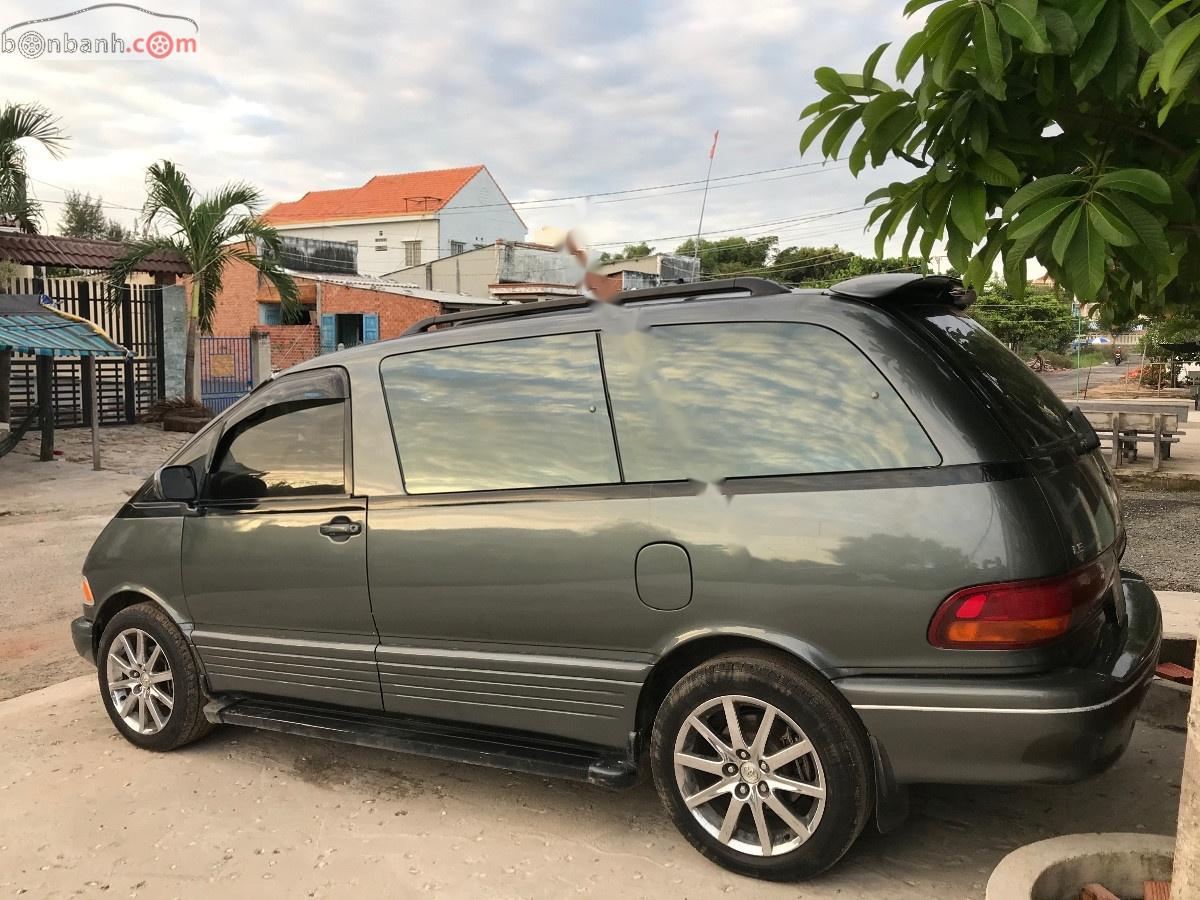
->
[157,465,198,503]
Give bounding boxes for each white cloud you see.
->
[1,0,935,263]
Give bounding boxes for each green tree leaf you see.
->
[997,0,1051,53]
[1150,0,1193,24]
[1087,201,1138,246]
[1064,217,1107,299]
[863,42,891,84]
[975,5,1008,97]
[1052,205,1083,263]
[1008,196,1075,239]
[1002,173,1082,218]
[1071,0,1120,91]
[1159,13,1200,89]
[950,180,988,242]
[800,107,843,153]
[973,148,1022,186]
[821,107,863,158]
[1126,0,1169,50]
[1094,168,1172,203]
[1043,7,1079,51]
[896,29,929,80]
[1101,194,1170,263]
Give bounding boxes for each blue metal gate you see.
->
[200,336,252,413]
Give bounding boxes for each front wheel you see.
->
[650,651,872,881]
[96,602,212,751]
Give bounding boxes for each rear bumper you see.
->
[71,616,95,666]
[835,573,1162,784]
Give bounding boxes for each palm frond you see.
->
[142,160,196,236]
[106,236,187,302]
[0,102,68,157]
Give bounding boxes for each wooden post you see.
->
[84,356,101,470]
[35,355,53,461]
[0,347,10,424]
[1173,642,1200,897]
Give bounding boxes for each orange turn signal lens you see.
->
[81,577,95,606]
[928,552,1116,650]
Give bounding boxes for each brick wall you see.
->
[251,324,320,372]
[206,253,262,337]
[319,283,440,340]
[211,252,444,370]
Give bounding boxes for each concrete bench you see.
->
[1084,410,1181,471]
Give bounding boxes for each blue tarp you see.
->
[0,295,127,357]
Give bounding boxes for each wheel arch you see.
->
[634,630,836,749]
[91,587,190,656]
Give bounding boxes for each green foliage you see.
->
[57,190,130,241]
[0,102,67,233]
[970,280,1077,354]
[674,235,778,275]
[799,0,1200,321]
[598,242,654,264]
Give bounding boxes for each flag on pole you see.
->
[709,129,720,160]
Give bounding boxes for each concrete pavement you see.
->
[0,677,1184,900]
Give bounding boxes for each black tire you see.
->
[96,602,212,751]
[650,650,872,881]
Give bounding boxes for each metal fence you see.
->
[199,336,252,413]
[3,276,165,425]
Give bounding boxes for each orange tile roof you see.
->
[264,165,486,226]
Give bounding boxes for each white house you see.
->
[263,165,526,278]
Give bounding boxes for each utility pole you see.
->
[691,130,719,282]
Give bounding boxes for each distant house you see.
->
[263,165,526,278]
[594,252,700,284]
[384,239,580,298]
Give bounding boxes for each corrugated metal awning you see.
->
[0,295,128,357]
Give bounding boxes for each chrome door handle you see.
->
[319,517,362,540]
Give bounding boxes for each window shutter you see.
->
[319,314,336,354]
[362,313,379,343]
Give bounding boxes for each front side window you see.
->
[208,369,348,501]
[404,240,422,266]
[380,332,620,493]
[604,322,939,482]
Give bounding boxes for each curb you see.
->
[986,833,1174,900]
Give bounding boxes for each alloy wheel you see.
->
[105,627,174,735]
[673,694,826,857]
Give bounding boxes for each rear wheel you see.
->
[650,651,872,881]
[97,603,212,751]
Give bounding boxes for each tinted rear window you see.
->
[603,321,940,481]
[916,311,1077,452]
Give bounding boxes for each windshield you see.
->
[916,310,1081,454]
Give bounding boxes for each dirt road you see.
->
[0,426,186,700]
[0,677,1183,900]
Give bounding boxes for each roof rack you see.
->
[828,273,975,309]
[403,276,790,335]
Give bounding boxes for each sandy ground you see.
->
[0,677,1184,900]
[0,425,186,700]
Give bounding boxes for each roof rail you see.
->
[403,276,791,335]
[828,273,975,309]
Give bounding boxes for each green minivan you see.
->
[71,275,1162,881]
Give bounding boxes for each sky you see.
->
[0,1,929,266]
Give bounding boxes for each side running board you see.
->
[204,697,638,789]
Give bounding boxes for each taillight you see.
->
[928,553,1115,650]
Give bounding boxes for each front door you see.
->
[182,367,381,710]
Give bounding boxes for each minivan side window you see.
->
[380,332,620,493]
[604,322,939,482]
[208,369,348,501]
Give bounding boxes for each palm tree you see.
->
[0,102,67,233]
[108,160,300,403]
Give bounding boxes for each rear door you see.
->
[183,368,381,710]
[367,331,653,748]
